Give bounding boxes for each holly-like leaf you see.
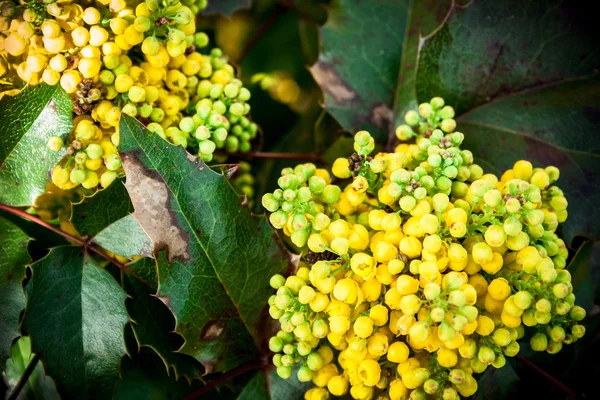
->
[310,0,411,142]
[118,115,291,373]
[0,216,30,369]
[203,0,251,16]
[4,337,60,400]
[474,360,520,400]
[568,240,599,311]
[22,246,129,399]
[411,0,600,243]
[197,365,311,400]
[70,179,134,238]
[123,257,204,382]
[237,368,311,400]
[313,0,600,243]
[457,78,600,243]
[414,0,599,115]
[91,215,154,259]
[0,84,72,206]
[114,348,203,400]
[69,180,153,258]
[391,0,454,129]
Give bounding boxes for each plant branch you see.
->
[516,355,577,400]
[183,359,264,400]
[0,203,127,271]
[234,4,289,64]
[216,150,326,164]
[7,354,39,400]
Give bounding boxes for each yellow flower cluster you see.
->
[263,98,585,400]
[1,0,257,192]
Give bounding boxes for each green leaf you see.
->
[203,0,251,16]
[91,215,154,259]
[114,348,203,400]
[457,78,600,243]
[392,0,453,129]
[118,115,291,373]
[199,366,311,400]
[22,247,129,399]
[312,0,600,243]
[415,1,599,115]
[0,84,73,206]
[70,179,134,238]
[310,0,411,142]
[568,240,599,311]
[239,368,311,400]
[123,258,204,382]
[413,0,600,242]
[69,179,153,258]
[474,360,520,400]
[0,216,30,369]
[4,337,60,400]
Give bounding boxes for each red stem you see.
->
[235,4,289,64]
[216,150,325,163]
[516,354,577,399]
[0,203,127,271]
[183,359,263,400]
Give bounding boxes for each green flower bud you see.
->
[297,365,313,382]
[546,340,562,354]
[47,136,64,152]
[419,103,433,118]
[291,229,310,248]
[276,366,292,379]
[478,346,496,365]
[503,341,520,357]
[570,305,586,321]
[404,110,420,126]
[306,352,324,371]
[269,336,284,352]
[492,353,506,369]
[448,369,466,384]
[322,185,341,204]
[571,324,586,339]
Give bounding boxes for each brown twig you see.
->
[516,354,577,399]
[183,359,263,400]
[0,203,127,271]
[216,150,326,164]
[7,354,39,400]
[235,4,290,64]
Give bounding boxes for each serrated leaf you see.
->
[411,0,600,243]
[0,216,30,369]
[69,179,153,258]
[474,360,520,400]
[391,0,453,129]
[22,247,129,399]
[0,84,72,206]
[90,215,154,259]
[415,0,599,115]
[312,0,600,244]
[70,179,134,238]
[203,0,251,16]
[239,368,311,400]
[457,78,600,243]
[123,257,204,382]
[198,366,311,400]
[3,337,60,400]
[118,115,291,373]
[114,348,203,400]
[310,0,411,141]
[568,240,599,311]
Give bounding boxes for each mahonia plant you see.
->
[262,97,585,400]
[0,0,258,192]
